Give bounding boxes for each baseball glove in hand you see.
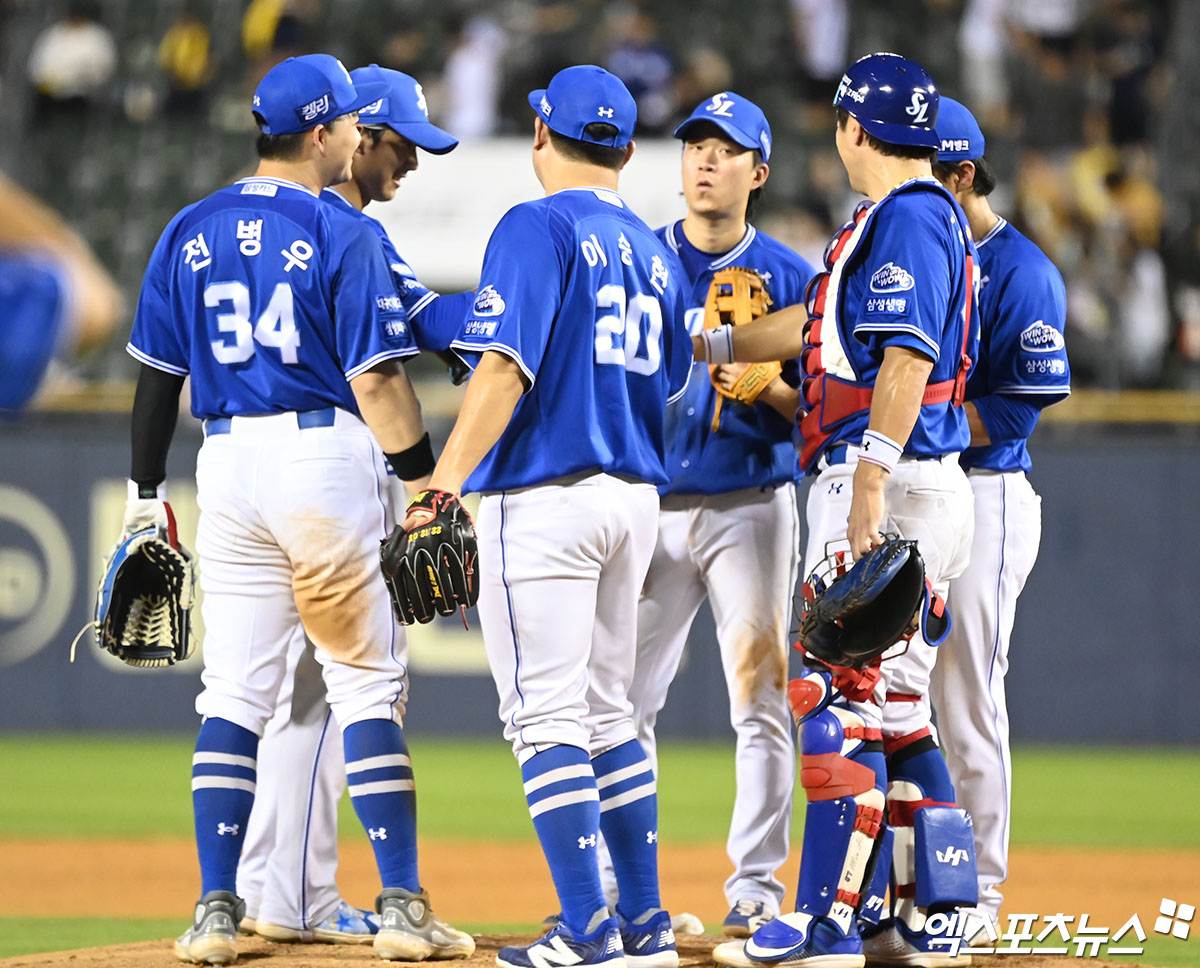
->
[380,489,478,625]
[92,519,196,667]
[798,536,950,670]
[704,267,778,428]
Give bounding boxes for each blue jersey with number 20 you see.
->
[452,187,692,493]
[128,176,417,419]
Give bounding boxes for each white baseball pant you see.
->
[475,473,660,762]
[601,484,799,912]
[931,469,1041,923]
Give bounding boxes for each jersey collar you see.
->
[666,220,757,271]
[976,215,1008,249]
[235,175,319,197]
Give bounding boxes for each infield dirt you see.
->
[2,840,1196,967]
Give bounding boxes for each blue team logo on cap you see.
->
[870,262,915,293]
[1019,321,1065,353]
[705,92,736,117]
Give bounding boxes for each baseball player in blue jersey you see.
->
[122,53,471,965]
[928,98,1071,943]
[397,64,691,968]
[602,92,816,936]
[700,54,981,968]
[0,171,123,413]
[235,64,469,946]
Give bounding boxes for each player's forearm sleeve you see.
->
[130,363,185,489]
[970,393,1041,444]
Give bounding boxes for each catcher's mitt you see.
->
[703,267,779,428]
[92,524,196,667]
[380,489,478,625]
[797,536,950,670]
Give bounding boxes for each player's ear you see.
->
[533,116,551,150]
[619,140,635,170]
[752,160,769,190]
[958,161,977,193]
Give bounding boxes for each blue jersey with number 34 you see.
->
[128,176,417,419]
[452,187,693,493]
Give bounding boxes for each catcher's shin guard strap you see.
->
[859,825,895,926]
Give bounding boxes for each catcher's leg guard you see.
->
[792,704,886,938]
[884,736,978,934]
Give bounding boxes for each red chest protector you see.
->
[797,188,975,472]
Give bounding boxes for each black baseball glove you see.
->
[93,525,196,667]
[380,489,479,625]
[798,536,950,669]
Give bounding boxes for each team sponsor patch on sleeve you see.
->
[472,284,505,316]
[869,261,915,293]
[376,293,404,313]
[463,319,498,338]
[865,296,910,315]
[1019,321,1065,352]
[383,319,408,338]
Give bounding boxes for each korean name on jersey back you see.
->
[126,177,416,419]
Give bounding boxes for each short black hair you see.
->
[746,148,765,220]
[548,124,627,170]
[932,155,998,197]
[836,107,936,162]
[255,121,307,160]
[253,113,358,160]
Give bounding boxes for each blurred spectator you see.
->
[242,0,318,80]
[158,4,214,118]
[787,0,848,131]
[1089,0,1168,148]
[27,0,117,122]
[1008,32,1090,153]
[673,47,733,122]
[603,3,676,135]
[957,0,1011,129]
[442,13,507,139]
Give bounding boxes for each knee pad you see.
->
[793,705,885,934]
[886,780,979,930]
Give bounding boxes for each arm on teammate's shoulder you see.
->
[967,393,1043,448]
[691,303,808,363]
[350,358,427,455]
[130,363,186,490]
[428,350,527,496]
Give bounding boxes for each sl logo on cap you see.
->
[706,92,735,117]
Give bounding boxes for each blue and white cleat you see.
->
[712,913,865,968]
[723,900,776,938]
[254,899,381,944]
[620,909,679,968]
[497,917,625,968]
[861,918,973,967]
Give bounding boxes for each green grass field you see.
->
[1,737,1198,963]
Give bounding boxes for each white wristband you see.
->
[127,478,167,500]
[857,430,903,474]
[701,324,735,365]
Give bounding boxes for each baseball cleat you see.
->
[723,899,776,938]
[713,912,864,967]
[497,917,626,968]
[374,887,475,960]
[254,899,381,944]
[619,909,679,968]
[861,919,972,967]
[174,891,245,965]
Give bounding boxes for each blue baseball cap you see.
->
[935,96,986,162]
[527,65,636,147]
[253,54,383,135]
[673,92,773,162]
[351,64,458,155]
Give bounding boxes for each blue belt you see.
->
[204,407,337,437]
